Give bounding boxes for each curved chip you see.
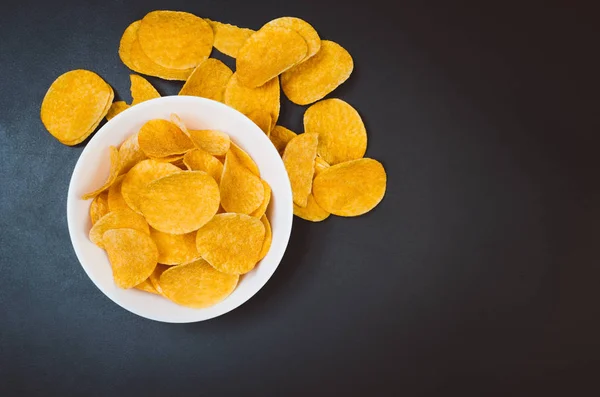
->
[81,146,121,199]
[187,129,231,156]
[206,19,254,58]
[304,98,367,165]
[150,227,201,265]
[41,69,113,145]
[137,11,213,70]
[183,149,223,183]
[130,74,160,105]
[314,156,330,175]
[228,143,260,176]
[269,125,297,154]
[152,153,186,163]
[134,278,159,294]
[160,259,239,308]
[281,40,353,105]
[89,209,150,248]
[179,58,233,102]
[195,213,265,275]
[250,179,271,219]
[258,215,272,261]
[118,133,147,175]
[148,264,170,296]
[236,26,307,88]
[107,175,130,211]
[140,171,220,234]
[313,158,386,217]
[263,17,320,61]
[106,101,130,121]
[121,159,181,214]
[224,73,280,129]
[293,193,330,222]
[220,150,264,214]
[103,228,158,289]
[138,119,195,158]
[282,133,318,207]
[246,110,272,135]
[89,191,109,225]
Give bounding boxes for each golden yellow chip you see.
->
[130,74,160,105]
[205,19,254,58]
[195,213,265,275]
[314,156,330,175]
[304,98,367,165]
[269,125,297,154]
[250,179,271,219]
[134,278,159,294]
[41,69,113,145]
[150,227,201,265]
[89,209,150,248]
[121,159,181,214]
[187,129,231,156]
[282,133,318,207]
[224,73,280,129]
[313,158,386,216]
[159,259,239,308]
[148,264,169,296]
[138,119,195,158]
[140,171,220,234]
[106,101,130,121]
[293,194,330,222]
[81,146,121,199]
[152,153,186,163]
[89,191,109,225]
[220,150,264,214]
[107,175,130,211]
[258,215,272,261]
[281,40,353,105]
[118,133,147,175]
[183,149,223,183]
[137,11,213,70]
[103,228,158,289]
[246,110,272,135]
[179,58,233,102]
[228,142,260,176]
[263,17,320,60]
[236,26,307,88]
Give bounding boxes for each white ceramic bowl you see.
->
[67,96,293,323]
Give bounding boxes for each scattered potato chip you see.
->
[130,74,160,105]
[107,175,130,211]
[81,146,121,199]
[263,17,321,61]
[118,133,147,175]
[121,159,181,213]
[89,209,150,248]
[269,125,297,154]
[246,110,272,135]
[138,119,195,158]
[41,69,113,145]
[236,26,307,88]
[224,73,280,129]
[106,101,130,121]
[258,215,272,261]
[250,179,271,219]
[148,264,170,296]
[187,129,231,156]
[283,133,318,207]
[314,156,330,175]
[137,11,213,70]
[140,171,220,234]
[206,19,254,58]
[134,278,159,294]
[281,40,353,105]
[103,228,158,289]
[313,158,386,216]
[160,259,239,308]
[228,142,260,176]
[150,227,201,265]
[293,194,330,222]
[89,191,109,225]
[179,58,233,102]
[220,150,264,214]
[183,149,223,183]
[304,98,367,165]
[195,213,265,275]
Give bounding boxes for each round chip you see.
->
[89,191,109,225]
[236,26,307,88]
[258,215,272,261]
[159,259,239,308]
[137,11,213,70]
[304,98,367,165]
[106,101,130,121]
[250,179,271,219]
[89,209,150,248]
[220,150,264,214]
[41,69,113,145]
[282,133,318,207]
[313,158,386,217]
[269,125,297,154]
[228,142,260,176]
[195,213,265,275]
[246,110,272,135]
[103,228,158,289]
[140,171,220,234]
[81,146,121,199]
[118,133,147,175]
[121,159,181,214]
[293,194,330,222]
[134,278,159,295]
[263,17,320,61]
[150,228,201,265]
[224,73,280,130]
[183,149,223,183]
[179,58,233,102]
[187,129,231,156]
[148,264,170,296]
[205,19,254,58]
[130,74,160,105]
[107,175,130,211]
[138,119,195,158]
[281,40,353,105]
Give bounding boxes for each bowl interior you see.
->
[67,96,293,322]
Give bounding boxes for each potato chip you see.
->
[137,11,213,70]
[89,191,109,225]
[159,259,239,308]
[257,215,272,261]
[224,73,280,129]
[187,129,231,156]
[106,101,130,121]
[103,228,158,289]
[263,17,320,61]
[183,149,223,183]
[250,179,271,219]
[220,150,264,214]
[228,142,260,176]
[195,213,265,275]
[140,171,220,234]
[150,227,201,265]
[118,133,147,175]
[282,133,318,207]
[169,113,190,136]
[81,146,121,199]
[107,175,130,211]
[41,69,113,145]
[138,119,195,158]
[121,159,180,214]
[206,19,254,58]
[304,98,367,165]
[130,74,160,105]
[314,156,330,175]
[269,125,297,154]
[236,26,307,88]
[134,278,159,294]
[148,264,170,296]
[313,158,386,216]
[281,41,353,105]
[89,209,150,248]
[246,110,272,135]
[179,58,233,102]
[293,194,330,222]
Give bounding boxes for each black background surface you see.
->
[1,1,599,395]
